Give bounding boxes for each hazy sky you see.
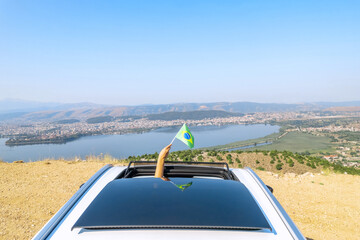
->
[0,0,359,105]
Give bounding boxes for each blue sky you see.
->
[0,0,359,105]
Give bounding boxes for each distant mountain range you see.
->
[145,110,244,121]
[0,99,360,123]
[83,110,243,124]
[0,99,106,114]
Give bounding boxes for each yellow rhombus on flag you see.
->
[175,124,194,149]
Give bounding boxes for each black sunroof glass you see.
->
[73,178,271,230]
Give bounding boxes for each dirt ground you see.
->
[0,160,359,240]
[256,171,360,240]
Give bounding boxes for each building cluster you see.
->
[1,110,359,168]
[300,125,360,133]
[0,111,359,147]
[0,111,317,139]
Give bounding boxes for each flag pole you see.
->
[170,136,176,145]
[170,123,185,145]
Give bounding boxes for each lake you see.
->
[0,124,279,162]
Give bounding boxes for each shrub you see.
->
[207,151,217,157]
[276,163,283,170]
[270,150,278,157]
[288,159,294,167]
[256,167,265,171]
[310,162,316,169]
[262,151,269,156]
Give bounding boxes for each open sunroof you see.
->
[72,178,271,231]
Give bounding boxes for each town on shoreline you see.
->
[1,110,360,169]
[0,110,352,146]
[1,110,359,144]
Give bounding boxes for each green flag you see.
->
[175,123,194,149]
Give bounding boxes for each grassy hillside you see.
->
[1,157,359,240]
[131,149,360,175]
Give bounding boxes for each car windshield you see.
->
[73,177,271,231]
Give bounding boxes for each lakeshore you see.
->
[0,124,280,162]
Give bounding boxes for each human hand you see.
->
[158,144,172,161]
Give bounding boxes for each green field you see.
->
[249,131,334,153]
[204,131,284,151]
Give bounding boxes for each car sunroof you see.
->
[72,178,271,231]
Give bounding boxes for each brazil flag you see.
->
[175,124,194,149]
[174,182,193,191]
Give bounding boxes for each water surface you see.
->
[0,124,279,162]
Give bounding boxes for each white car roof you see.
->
[33,165,305,240]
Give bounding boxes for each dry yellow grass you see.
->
[0,160,115,240]
[0,160,359,240]
[256,171,360,240]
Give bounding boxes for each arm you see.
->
[154,144,172,179]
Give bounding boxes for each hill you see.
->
[132,149,360,175]
[2,100,360,123]
[1,155,359,240]
[145,110,244,121]
[0,98,105,114]
[324,106,360,112]
[86,116,114,124]
[52,119,80,124]
[83,110,243,123]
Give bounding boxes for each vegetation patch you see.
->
[248,131,334,153]
[205,128,284,151]
[336,131,360,142]
[127,149,360,176]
